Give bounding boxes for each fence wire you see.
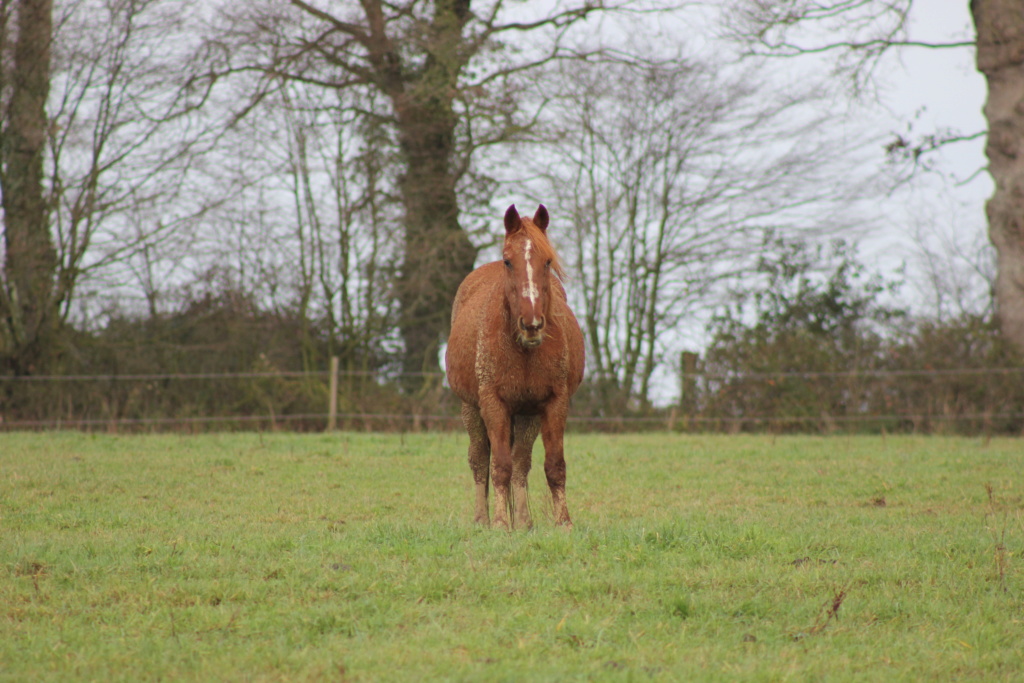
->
[1,366,1022,434]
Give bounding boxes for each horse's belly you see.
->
[502,394,549,415]
[491,370,557,413]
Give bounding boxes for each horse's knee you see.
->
[544,458,566,488]
[469,457,489,484]
[491,459,512,488]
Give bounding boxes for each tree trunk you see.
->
[394,98,477,386]
[972,0,1024,352]
[280,0,603,387]
[0,0,56,374]
[389,0,478,388]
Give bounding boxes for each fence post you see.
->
[327,356,339,431]
[680,351,699,429]
[679,356,696,409]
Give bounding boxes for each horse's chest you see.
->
[476,346,564,411]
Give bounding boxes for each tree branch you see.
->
[755,38,975,58]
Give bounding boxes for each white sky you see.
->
[867,1,992,313]
[890,1,986,153]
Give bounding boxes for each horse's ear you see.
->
[504,204,521,235]
[533,205,549,233]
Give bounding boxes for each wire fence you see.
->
[6,366,1023,381]
[1,364,1022,434]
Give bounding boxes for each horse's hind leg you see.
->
[511,415,540,530]
[462,403,490,526]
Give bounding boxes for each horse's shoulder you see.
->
[474,260,504,280]
[458,261,502,297]
[452,262,502,322]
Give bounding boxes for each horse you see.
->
[445,204,585,530]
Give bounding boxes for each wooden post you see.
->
[679,352,696,411]
[327,356,339,431]
[680,351,699,429]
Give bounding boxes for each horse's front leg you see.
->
[540,398,572,529]
[479,396,513,530]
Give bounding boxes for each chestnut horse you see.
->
[446,204,585,530]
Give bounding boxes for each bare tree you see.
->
[48,0,221,321]
[727,0,1024,354]
[1,0,220,376]
[536,55,880,407]
[270,82,402,372]
[907,205,996,322]
[205,0,648,387]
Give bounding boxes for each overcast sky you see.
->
[888,1,987,188]
[863,1,992,316]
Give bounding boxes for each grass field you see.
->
[2,432,1023,681]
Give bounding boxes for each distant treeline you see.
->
[1,287,1021,435]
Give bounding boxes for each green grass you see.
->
[2,432,1023,681]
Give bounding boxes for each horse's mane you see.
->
[514,218,565,281]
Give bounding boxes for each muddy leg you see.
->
[511,415,540,529]
[540,402,572,529]
[462,403,490,526]
[479,398,513,530]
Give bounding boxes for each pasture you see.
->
[2,432,1022,681]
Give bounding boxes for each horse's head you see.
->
[502,204,563,349]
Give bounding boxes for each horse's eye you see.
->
[503,259,512,268]
[546,260,552,269]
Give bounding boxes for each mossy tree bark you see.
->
[0,0,57,375]
[972,0,1024,353]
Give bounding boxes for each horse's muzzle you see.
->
[517,316,545,347]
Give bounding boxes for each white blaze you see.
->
[522,239,539,318]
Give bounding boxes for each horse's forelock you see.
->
[511,219,564,280]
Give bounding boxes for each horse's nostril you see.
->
[520,316,545,332]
